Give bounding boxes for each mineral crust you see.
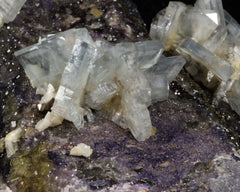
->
[15,28,185,141]
[150,0,240,116]
[0,0,26,27]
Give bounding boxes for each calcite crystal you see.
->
[150,0,240,115]
[5,127,23,158]
[70,143,93,157]
[15,28,185,141]
[0,0,26,27]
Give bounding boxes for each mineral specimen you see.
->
[0,0,26,27]
[15,28,185,141]
[150,0,240,115]
[70,143,93,157]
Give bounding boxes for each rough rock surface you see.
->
[1,0,240,191]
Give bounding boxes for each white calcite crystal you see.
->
[70,143,93,158]
[5,127,23,158]
[0,0,26,27]
[15,28,185,141]
[150,0,240,115]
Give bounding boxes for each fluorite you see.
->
[0,0,26,27]
[150,0,240,115]
[15,28,185,141]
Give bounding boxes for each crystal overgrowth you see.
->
[0,0,26,27]
[150,0,240,115]
[15,28,185,141]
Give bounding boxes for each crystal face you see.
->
[0,0,26,27]
[150,0,240,116]
[15,28,185,141]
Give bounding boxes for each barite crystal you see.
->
[179,38,234,82]
[0,0,26,27]
[14,29,89,92]
[15,28,185,141]
[150,0,240,116]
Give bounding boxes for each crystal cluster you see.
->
[15,28,185,141]
[0,0,26,27]
[150,0,240,115]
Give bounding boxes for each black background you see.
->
[132,0,239,30]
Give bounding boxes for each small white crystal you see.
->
[35,111,63,132]
[38,83,56,111]
[70,143,93,157]
[5,127,23,158]
[11,121,16,128]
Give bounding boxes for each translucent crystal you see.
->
[146,74,169,102]
[16,28,185,141]
[90,42,154,141]
[150,2,220,50]
[42,39,99,130]
[150,2,187,50]
[202,26,227,53]
[145,55,185,102]
[150,0,240,115]
[85,81,119,110]
[85,52,117,110]
[148,55,186,82]
[0,0,26,26]
[121,91,152,141]
[135,40,164,70]
[178,38,234,82]
[225,11,240,41]
[14,28,93,91]
[195,0,225,27]
[178,8,219,43]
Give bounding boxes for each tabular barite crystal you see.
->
[150,0,240,116]
[15,28,185,141]
[0,0,26,27]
